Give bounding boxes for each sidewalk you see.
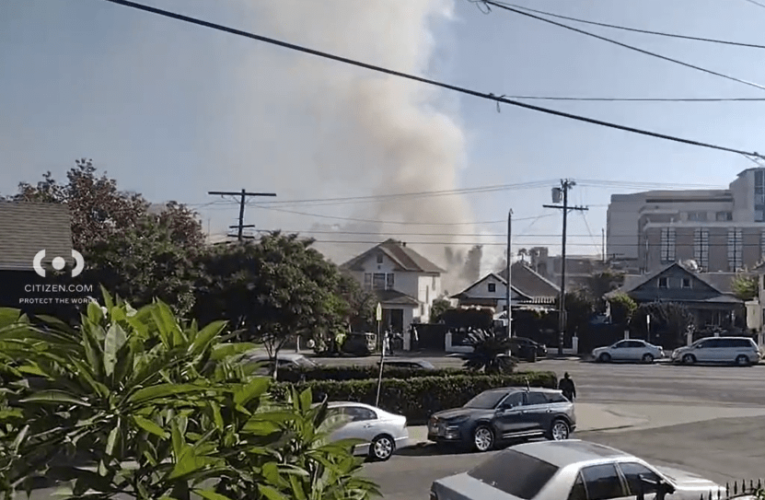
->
[402,402,765,447]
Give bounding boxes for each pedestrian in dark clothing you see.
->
[559,372,576,401]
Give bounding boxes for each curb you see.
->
[574,424,639,434]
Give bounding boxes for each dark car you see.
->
[427,387,576,452]
[510,337,548,361]
[342,332,375,356]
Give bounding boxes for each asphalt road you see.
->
[316,354,765,407]
[364,416,765,500]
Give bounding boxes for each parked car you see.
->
[324,401,408,461]
[510,337,548,361]
[430,439,722,500]
[239,352,318,375]
[342,332,376,356]
[427,387,576,452]
[379,358,436,370]
[671,336,761,366]
[592,339,665,364]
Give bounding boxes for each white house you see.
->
[340,239,445,333]
[451,263,560,312]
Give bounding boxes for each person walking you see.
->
[559,372,576,402]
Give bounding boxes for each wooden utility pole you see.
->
[543,179,588,356]
[208,189,277,241]
[506,209,513,338]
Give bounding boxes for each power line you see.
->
[742,0,765,9]
[253,229,709,239]
[498,95,765,103]
[480,1,765,93]
[100,0,765,160]
[492,2,765,50]
[208,189,277,240]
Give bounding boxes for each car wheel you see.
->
[682,354,696,365]
[735,355,751,367]
[598,353,611,363]
[472,425,494,452]
[641,353,654,364]
[369,435,395,461]
[547,419,570,441]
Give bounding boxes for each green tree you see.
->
[580,270,625,310]
[462,329,516,374]
[562,291,597,335]
[608,293,638,325]
[0,291,379,500]
[630,301,694,347]
[430,298,453,324]
[14,160,205,313]
[195,233,358,377]
[731,273,758,301]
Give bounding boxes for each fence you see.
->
[696,479,764,500]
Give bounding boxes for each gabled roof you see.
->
[0,201,73,271]
[497,262,560,298]
[450,272,532,301]
[606,262,725,298]
[373,289,419,306]
[340,239,445,274]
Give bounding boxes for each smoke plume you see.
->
[225,0,485,292]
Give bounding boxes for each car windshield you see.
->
[468,449,559,500]
[463,390,507,409]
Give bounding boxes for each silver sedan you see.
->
[324,402,409,462]
[431,440,721,500]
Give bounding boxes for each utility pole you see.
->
[506,209,513,338]
[208,189,277,241]
[543,179,588,356]
[601,228,605,263]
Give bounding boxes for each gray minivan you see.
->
[671,336,761,366]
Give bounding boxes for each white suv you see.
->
[671,336,761,366]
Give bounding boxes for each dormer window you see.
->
[376,254,384,264]
[658,277,669,289]
[681,278,691,289]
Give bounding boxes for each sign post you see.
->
[375,303,384,407]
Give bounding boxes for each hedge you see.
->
[273,370,558,424]
[276,365,467,383]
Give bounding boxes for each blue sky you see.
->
[2,0,765,271]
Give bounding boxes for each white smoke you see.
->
[220,0,481,291]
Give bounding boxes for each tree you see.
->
[608,293,638,325]
[562,291,597,335]
[14,160,205,314]
[195,233,357,377]
[0,291,379,500]
[462,329,516,374]
[581,270,625,306]
[731,273,758,301]
[430,298,453,324]
[630,301,694,347]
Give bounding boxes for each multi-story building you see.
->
[525,246,608,290]
[607,168,765,273]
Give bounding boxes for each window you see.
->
[568,473,587,500]
[681,278,691,289]
[694,229,709,270]
[498,392,525,409]
[612,341,627,349]
[728,229,743,271]
[660,228,675,263]
[425,286,430,303]
[363,273,372,290]
[372,273,386,290]
[716,211,732,221]
[760,232,765,262]
[385,273,394,290]
[688,211,707,221]
[376,254,384,264]
[524,392,548,406]
[432,276,436,288]
[580,464,626,500]
[623,341,642,348]
[545,392,569,403]
[618,462,661,496]
[468,450,559,500]
[344,406,377,422]
[658,277,669,289]
[488,283,496,293]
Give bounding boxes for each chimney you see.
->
[402,242,406,247]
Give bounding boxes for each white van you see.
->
[671,336,761,366]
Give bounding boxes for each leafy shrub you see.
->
[462,329,516,374]
[276,365,468,383]
[273,371,558,424]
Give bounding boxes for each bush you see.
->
[274,371,558,424]
[277,365,468,382]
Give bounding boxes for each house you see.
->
[0,201,76,314]
[451,262,560,311]
[606,262,742,328]
[340,239,445,333]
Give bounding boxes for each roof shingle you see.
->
[0,201,73,271]
[341,239,445,273]
[497,262,560,298]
